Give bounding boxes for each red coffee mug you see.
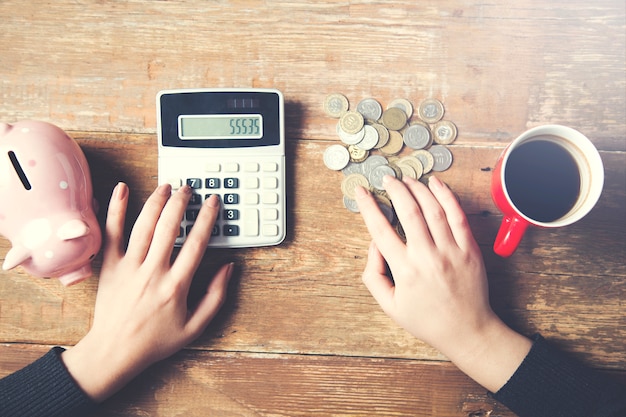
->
[491,125,604,257]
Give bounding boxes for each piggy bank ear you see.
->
[2,245,31,271]
[57,219,90,241]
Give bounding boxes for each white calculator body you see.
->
[157,88,286,248]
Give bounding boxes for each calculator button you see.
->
[187,178,202,189]
[178,226,184,238]
[224,209,239,220]
[263,208,279,221]
[244,193,259,205]
[224,193,239,205]
[206,178,220,189]
[186,209,199,221]
[205,162,221,172]
[262,224,279,237]
[262,177,278,189]
[224,178,239,189]
[224,225,240,236]
[168,178,183,190]
[244,209,259,236]
[262,192,279,205]
[244,177,259,189]
[244,162,259,172]
[186,225,193,235]
[225,162,239,172]
[211,225,219,236]
[262,162,278,172]
[189,194,202,205]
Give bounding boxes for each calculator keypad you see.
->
[167,159,284,247]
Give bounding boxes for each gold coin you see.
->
[417,98,445,124]
[387,163,403,181]
[411,149,435,174]
[432,120,458,145]
[388,98,414,119]
[339,111,365,134]
[370,122,390,149]
[397,156,424,179]
[348,144,369,162]
[341,173,369,199]
[381,107,408,131]
[379,130,404,156]
[396,163,416,180]
[324,93,349,118]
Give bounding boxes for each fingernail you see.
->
[226,262,235,280]
[205,194,220,208]
[113,182,128,200]
[382,175,394,185]
[429,175,444,190]
[157,183,172,196]
[354,185,369,199]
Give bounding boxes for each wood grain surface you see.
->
[1,1,625,416]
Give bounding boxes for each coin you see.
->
[369,164,397,190]
[396,163,416,180]
[343,195,360,213]
[323,144,351,171]
[340,111,365,135]
[432,120,457,145]
[362,154,388,179]
[370,123,390,148]
[403,122,432,150]
[417,98,445,124]
[342,161,364,176]
[341,173,370,199]
[378,130,404,156]
[397,155,424,179]
[381,107,408,131]
[336,122,365,145]
[412,149,435,174]
[324,93,349,118]
[348,144,369,163]
[388,98,414,118]
[356,98,383,121]
[356,125,379,150]
[376,196,395,223]
[429,145,453,171]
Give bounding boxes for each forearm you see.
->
[0,347,96,417]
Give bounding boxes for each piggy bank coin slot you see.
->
[8,151,32,190]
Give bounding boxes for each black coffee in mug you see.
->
[504,138,581,223]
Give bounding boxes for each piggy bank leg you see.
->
[58,265,93,286]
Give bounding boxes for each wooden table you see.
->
[1,1,624,416]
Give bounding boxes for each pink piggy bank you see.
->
[0,121,102,285]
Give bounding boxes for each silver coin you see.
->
[403,124,432,150]
[388,98,413,119]
[356,98,383,121]
[323,144,351,171]
[361,155,388,178]
[336,122,365,145]
[343,195,360,213]
[369,164,397,190]
[429,145,453,172]
[342,161,365,176]
[378,202,395,223]
[356,125,379,150]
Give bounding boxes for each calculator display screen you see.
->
[179,114,263,140]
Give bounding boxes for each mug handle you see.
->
[494,215,529,257]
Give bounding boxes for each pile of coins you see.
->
[322,93,457,223]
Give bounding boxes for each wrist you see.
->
[442,315,532,393]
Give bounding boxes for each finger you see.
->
[143,185,193,267]
[126,183,172,263]
[401,176,457,249]
[427,176,478,252]
[380,175,435,252]
[361,241,396,315]
[354,185,406,266]
[102,182,129,265]
[184,262,234,341]
[171,194,221,280]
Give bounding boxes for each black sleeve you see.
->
[493,334,626,417]
[0,347,97,417]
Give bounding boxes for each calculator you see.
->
[157,88,286,248]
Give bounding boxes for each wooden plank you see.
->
[0,1,624,149]
[1,136,624,368]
